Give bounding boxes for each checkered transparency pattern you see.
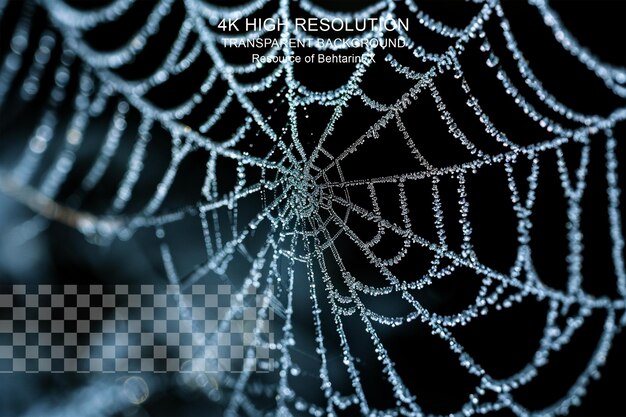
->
[0,285,273,372]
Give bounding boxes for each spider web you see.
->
[0,0,625,416]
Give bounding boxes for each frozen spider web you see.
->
[0,0,625,416]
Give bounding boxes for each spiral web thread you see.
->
[0,0,625,416]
